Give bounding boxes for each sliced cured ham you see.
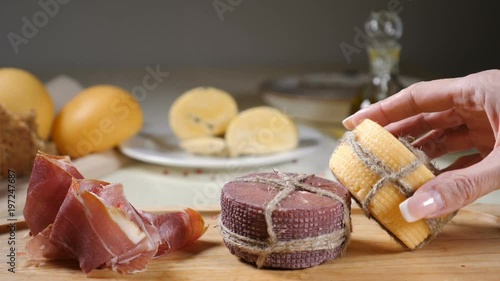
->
[24,152,207,274]
[23,152,84,235]
[138,208,206,257]
[49,179,156,273]
[26,225,72,261]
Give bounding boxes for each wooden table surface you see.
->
[1,204,499,281]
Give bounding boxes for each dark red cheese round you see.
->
[220,172,351,269]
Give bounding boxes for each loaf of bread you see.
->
[0,104,54,178]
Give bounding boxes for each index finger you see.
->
[343,77,466,130]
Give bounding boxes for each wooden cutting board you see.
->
[1,204,499,281]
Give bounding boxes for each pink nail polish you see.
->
[399,191,444,223]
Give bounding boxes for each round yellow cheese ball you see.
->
[51,85,143,158]
[0,68,55,139]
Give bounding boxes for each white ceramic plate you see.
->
[119,125,324,169]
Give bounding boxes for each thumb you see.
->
[399,148,500,222]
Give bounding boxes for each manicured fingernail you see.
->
[399,191,444,223]
[342,115,354,129]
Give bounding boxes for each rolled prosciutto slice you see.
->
[48,179,158,273]
[138,208,207,257]
[23,152,84,235]
[24,152,206,274]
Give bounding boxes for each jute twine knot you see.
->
[219,171,351,268]
[340,131,451,245]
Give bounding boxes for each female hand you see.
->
[343,69,500,222]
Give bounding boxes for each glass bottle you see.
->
[351,11,405,114]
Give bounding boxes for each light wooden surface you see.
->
[1,204,499,280]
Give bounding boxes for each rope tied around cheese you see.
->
[341,131,445,237]
[218,171,351,268]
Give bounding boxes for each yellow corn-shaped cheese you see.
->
[329,119,448,249]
